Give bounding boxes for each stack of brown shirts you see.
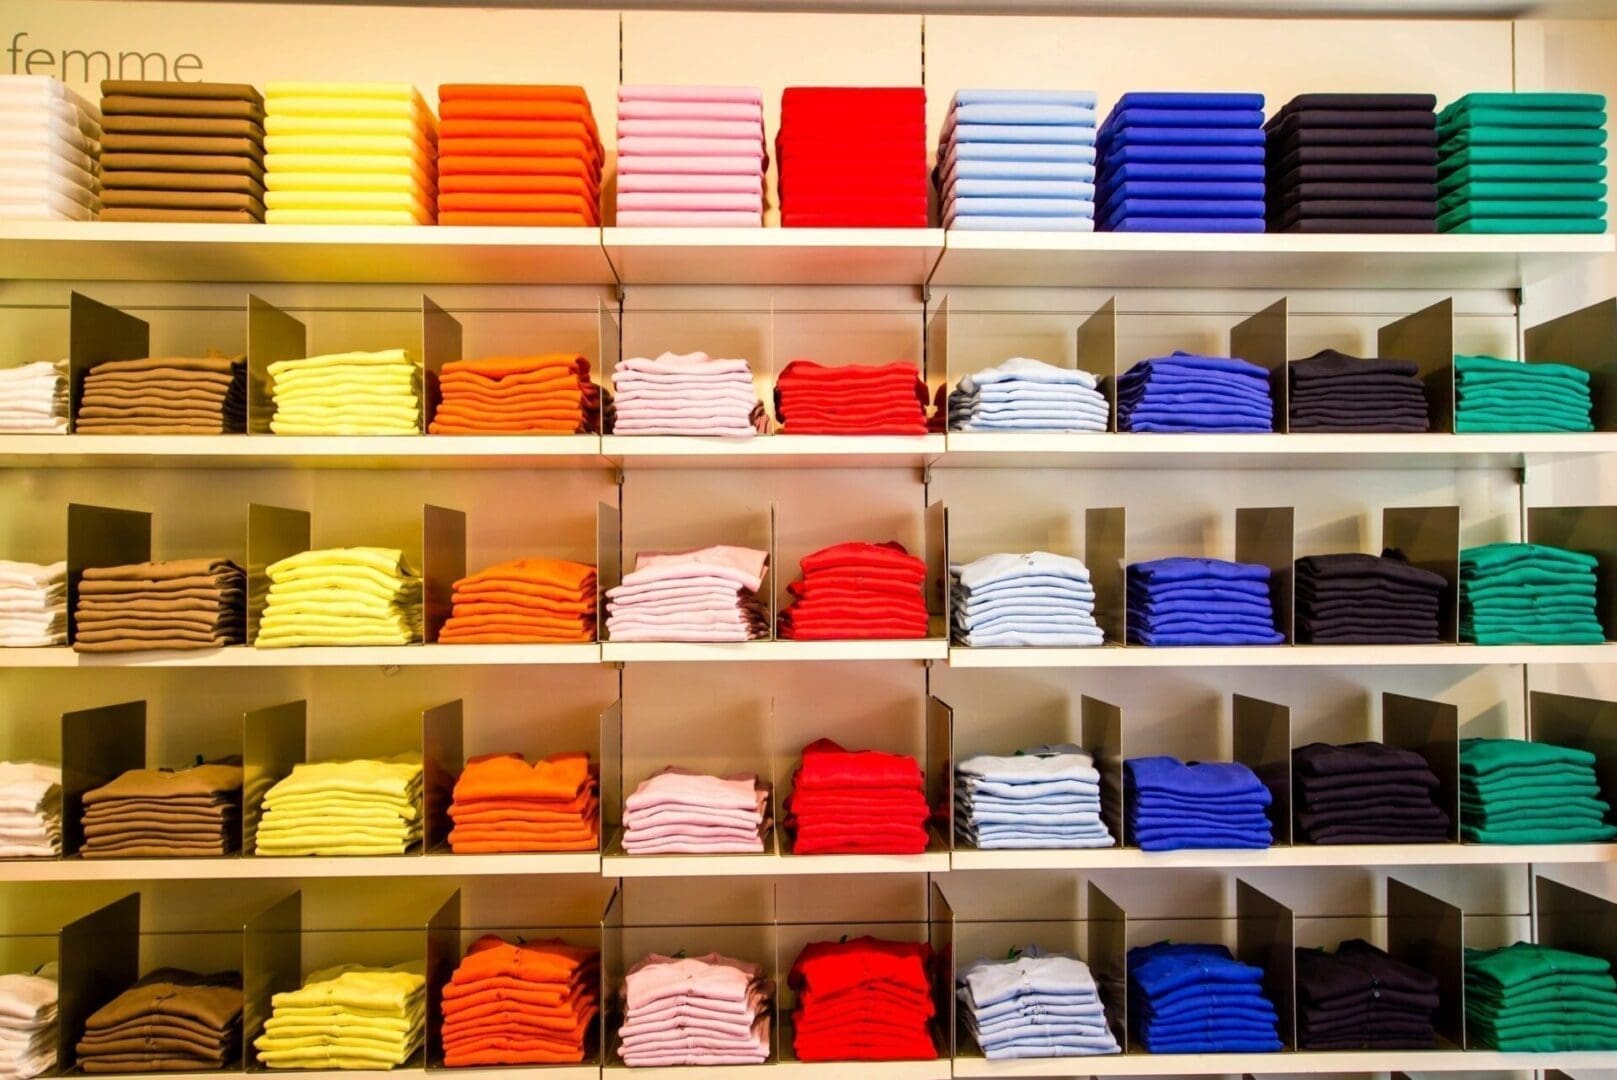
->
[76,969,243,1074]
[98,80,265,223]
[75,355,246,435]
[79,761,242,859]
[73,558,245,654]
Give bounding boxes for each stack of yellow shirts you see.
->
[256,547,422,648]
[267,349,421,435]
[255,962,426,1071]
[263,82,437,225]
[254,755,423,856]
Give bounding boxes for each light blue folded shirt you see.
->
[953,89,1099,108]
[951,142,1099,163]
[949,196,1097,217]
[949,178,1098,199]
[947,159,1099,182]
[957,628,1107,647]
[961,777,1102,798]
[948,123,1099,145]
[947,215,1098,232]
[950,103,1100,127]
[953,414,1108,429]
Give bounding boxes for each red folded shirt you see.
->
[801,541,925,575]
[789,936,936,1062]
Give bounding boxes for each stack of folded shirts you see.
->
[777,87,928,227]
[616,85,764,227]
[0,561,66,648]
[621,768,769,854]
[0,361,67,434]
[1296,939,1439,1049]
[949,357,1109,432]
[790,937,936,1062]
[786,738,929,855]
[1467,942,1617,1051]
[1294,551,1449,644]
[774,360,930,435]
[1096,92,1267,232]
[958,950,1118,1059]
[440,557,596,644]
[1455,353,1594,432]
[268,348,420,435]
[618,953,770,1066]
[1265,93,1439,233]
[256,963,425,1070]
[0,762,61,858]
[257,547,422,647]
[1125,756,1273,851]
[428,354,601,435]
[951,551,1101,647]
[956,746,1113,850]
[1292,742,1450,844]
[1460,542,1604,645]
[437,84,598,226]
[1117,352,1274,432]
[1289,349,1431,432]
[1126,557,1284,646]
[78,969,243,1073]
[255,755,422,856]
[79,760,242,858]
[264,82,436,225]
[76,354,246,435]
[441,936,597,1066]
[99,80,264,223]
[0,965,57,1079]
[73,557,245,654]
[612,351,764,436]
[779,541,929,641]
[1436,92,1608,234]
[937,90,1098,231]
[0,76,100,222]
[605,545,768,643]
[1128,942,1281,1052]
[1459,738,1616,844]
[448,752,598,853]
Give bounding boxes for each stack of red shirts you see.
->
[436,85,601,226]
[789,936,937,1062]
[778,541,930,640]
[785,738,931,854]
[776,87,928,227]
[774,360,930,435]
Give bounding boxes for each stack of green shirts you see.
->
[1459,737,1616,843]
[256,547,422,647]
[255,962,426,1070]
[1460,542,1604,644]
[1466,942,1617,1051]
[254,755,423,856]
[1436,92,1608,233]
[1455,354,1594,432]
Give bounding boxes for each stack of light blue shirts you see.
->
[936,89,1099,231]
[1128,942,1283,1053]
[1125,756,1274,851]
[1117,352,1274,432]
[952,551,1103,647]
[958,949,1120,1059]
[1096,91,1268,232]
[956,745,1114,850]
[1126,557,1283,646]
[949,357,1110,432]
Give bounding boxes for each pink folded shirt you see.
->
[619,85,763,105]
[623,546,769,591]
[619,191,764,212]
[618,353,754,377]
[627,989,770,1024]
[617,210,764,227]
[618,118,765,140]
[617,153,765,176]
[607,579,759,604]
[617,171,765,194]
[625,953,764,1011]
[620,99,764,122]
[625,769,765,813]
[618,135,767,159]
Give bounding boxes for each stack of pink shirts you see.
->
[611,351,766,437]
[621,767,771,854]
[605,545,769,642]
[616,85,767,227]
[618,953,771,1066]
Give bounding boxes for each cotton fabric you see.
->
[1126,557,1284,646]
[1117,352,1275,433]
[774,359,930,435]
[777,87,928,227]
[80,760,242,858]
[442,936,597,1065]
[939,90,1098,230]
[1288,349,1432,432]
[1294,551,1448,644]
[1266,93,1437,232]
[429,354,604,435]
[255,755,422,856]
[269,349,420,436]
[440,557,596,644]
[74,557,245,654]
[0,964,57,1079]
[1128,941,1281,1053]
[76,354,246,435]
[611,351,765,437]
[449,752,597,853]
[606,545,768,643]
[1455,353,1594,432]
[956,746,1113,849]
[951,551,1103,647]
[0,361,67,434]
[0,76,101,221]
[256,547,422,647]
[0,762,61,858]
[949,357,1108,432]
[618,953,769,1065]
[1459,542,1604,645]
[256,962,425,1069]
[1125,756,1273,851]
[622,767,770,854]
[78,968,242,1073]
[779,540,929,640]
[789,937,936,1061]
[0,561,66,648]
[1436,93,1608,233]
[1466,942,1617,1051]
[786,738,929,854]
[1296,939,1439,1049]
[1458,738,1616,844]
[100,81,262,222]
[1291,742,1450,844]
[1097,92,1267,232]
[958,949,1117,1059]
[616,86,762,226]
[440,85,598,226]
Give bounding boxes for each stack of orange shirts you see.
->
[428,354,605,435]
[448,752,600,853]
[440,935,600,1066]
[438,557,597,644]
[436,85,602,226]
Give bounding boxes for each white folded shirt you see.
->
[0,142,95,174]
[0,190,94,221]
[0,155,98,191]
[0,177,97,209]
[0,96,100,138]
[0,75,100,120]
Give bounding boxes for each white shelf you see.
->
[949,842,1617,871]
[947,643,1617,668]
[0,434,607,470]
[774,1059,949,1079]
[603,226,945,285]
[602,434,944,469]
[602,639,949,663]
[603,829,950,877]
[0,644,602,667]
[0,851,602,881]
[952,1049,1617,1076]
[604,1066,778,1078]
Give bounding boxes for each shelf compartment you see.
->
[948,842,1617,871]
[602,226,945,285]
[946,643,1617,667]
[949,1048,1617,1076]
[601,434,944,469]
[0,644,602,667]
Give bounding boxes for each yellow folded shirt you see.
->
[267,546,415,578]
[264,134,435,161]
[267,208,432,226]
[268,350,412,377]
[266,172,434,196]
[265,115,433,139]
[268,570,413,595]
[255,630,418,647]
[273,962,424,1007]
[266,191,434,219]
[268,416,425,434]
[270,361,418,382]
[265,153,428,178]
[266,81,424,104]
[266,97,430,122]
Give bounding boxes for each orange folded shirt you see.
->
[438,154,597,178]
[440,190,597,212]
[440,98,596,123]
[456,556,596,593]
[442,119,596,140]
[438,624,592,644]
[439,172,598,198]
[453,752,594,803]
[441,85,591,104]
[448,592,593,614]
[441,935,598,1066]
[443,984,595,1022]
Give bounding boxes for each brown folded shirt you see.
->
[87,356,243,377]
[80,573,241,593]
[72,630,237,651]
[101,152,265,180]
[100,190,266,215]
[102,115,264,140]
[101,170,266,197]
[77,591,244,608]
[80,390,237,409]
[102,133,265,159]
[98,207,262,224]
[83,763,243,803]
[80,839,235,858]
[102,80,264,106]
[81,967,243,1031]
[100,95,265,122]
[77,596,237,615]
[80,1013,235,1045]
[83,558,241,582]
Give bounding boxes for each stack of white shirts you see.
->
[0,762,62,858]
[0,362,67,434]
[949,358,1110,432]
[611,352,765,437]
[606,545,769,643]
[0,562,65,648]
[0,963,58,1079]
[615,85,766,227]
[951,551,1102,647]
[0,75,100,222]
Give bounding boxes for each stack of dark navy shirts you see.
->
[1288,349,1431,432]
[1127,557,1284,646]
[1291,741,1451,845]
[1295,940,1441,1049]
[1127,943,1282,1053]
[1125,756,1273,851]
[1294,551,1448,644]
[1117,353,1274,433]
[1265,93,1439,233]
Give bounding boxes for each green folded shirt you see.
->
[1440,206,1607,233]
[1444,216,1610,234]
[1444,198,1606,219]
[1440,92,1608,125]
[1442,126,1608,154]
[1462,542,1599,572]
[1464,627,1606,644]
[1439,162,1609,192]
[1443,144,1610,167]
[1438,182,1607,214]
[1438,107,1608,134]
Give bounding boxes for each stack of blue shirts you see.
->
[1125,756,1274,851]
[1096,91,1268,232]
[958,949,1120,1059]
[951,551,1102,647]
[949,357,1109,432]
[936,89,1098,231]
[1128,942,1283,1053]
[956,746,1114,850]
[1126,557,1284,646]
[1117,352,1274,433]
